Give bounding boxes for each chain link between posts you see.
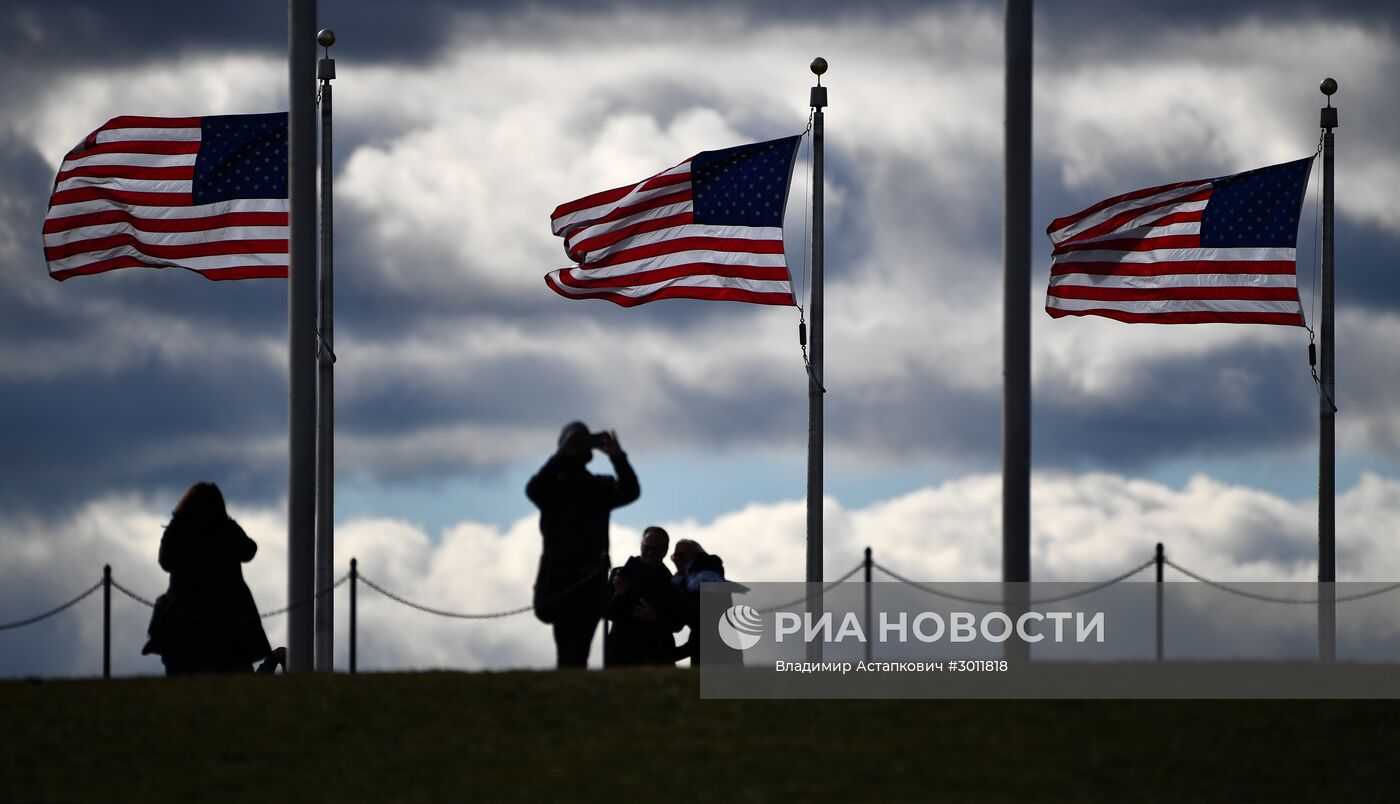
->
[755,561,865,614]
[0,580,104,631]
[872,558,1158,606]
[1164,559,1400,605]
[357,566,604,620]
[109,574,350,622]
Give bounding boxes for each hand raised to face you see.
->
[595,430,623,457]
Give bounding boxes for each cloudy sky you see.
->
[3,0,1399,676]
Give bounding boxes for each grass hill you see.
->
[3,668,1397,802]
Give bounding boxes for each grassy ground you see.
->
[2,668,1397,802]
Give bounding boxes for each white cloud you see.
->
[5,470,1399,677]
[328,4,1016,407]
[322,8,1400,473]
[1337,309,1400,453]
[1040,19,1399,231]
[20,55,286,169]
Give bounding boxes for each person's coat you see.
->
[605,556,682,665]
[142,515,271,670]
[526,450,640,623]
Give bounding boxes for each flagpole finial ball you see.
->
[317,29,336,48]
[1320,77,1337,96]
[810,57,827,77]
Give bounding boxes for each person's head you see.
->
[640,526,669,568]
[557,420,592,462]
[173,482,228,525]
[671,538,706,573]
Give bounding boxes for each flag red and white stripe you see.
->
[43,115,288,281]
[1046,166,1309,326]
[546,138,799,307]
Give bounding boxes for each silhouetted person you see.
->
[141,482,273,675]
[527,422,640,668]
[605,526,681,667]
[670,538,742,666]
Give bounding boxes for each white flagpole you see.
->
[287,0,318,674]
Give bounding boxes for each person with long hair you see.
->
[141,482,274,675]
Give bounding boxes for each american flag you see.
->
[546,135,801,306]
[1046,157,1314,325]
[43,113,289,282]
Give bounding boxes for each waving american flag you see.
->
[43,113,289,282]
[546,135,801,307]
[1046,157,1314,325]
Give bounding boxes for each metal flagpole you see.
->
[287,0,318,674]
[314,28,337,674]
[807,58,826,585]
[1003,0,1033,662]
[806,58,827,662]
[1003,0,1032,585]
[1318,77,1338,662]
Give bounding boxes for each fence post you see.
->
[349,558,357,674]
[1155,543,1164,662]
[103,565,112,679]
[863,547,873,663]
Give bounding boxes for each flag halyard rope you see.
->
[794,118,823,393]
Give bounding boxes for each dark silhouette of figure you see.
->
[141,482,273,675]
[527,421,640,668]
[670,538,742,666]
[605,526,681,667]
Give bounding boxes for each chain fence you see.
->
[5,546,1400,674]
[109,574,351,621]
[873,558,1158,606]
[1163,559,1400,605]
[356,566,602,620]
[755,561,866,614]
[0,580,104,632]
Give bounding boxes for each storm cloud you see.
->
[2,2,1399,673]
